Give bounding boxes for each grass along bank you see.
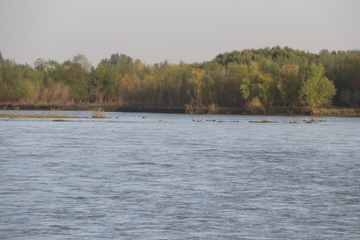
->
[0,108,110,119]
[0,109,79,118]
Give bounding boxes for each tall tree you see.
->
[240,62,280,107]
[279,64,304,106]
[300,64,336,108]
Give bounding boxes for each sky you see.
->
[1,0,359,67]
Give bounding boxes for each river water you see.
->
[0,111,359,239]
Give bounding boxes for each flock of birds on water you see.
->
[53,115,325,124]
[143,116,325,124]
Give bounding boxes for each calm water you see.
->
[0,111,359,239]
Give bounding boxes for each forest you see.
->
[1,46,360,113]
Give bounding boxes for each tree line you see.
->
[1,46,359,112]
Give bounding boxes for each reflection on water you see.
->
[0,112,359,239]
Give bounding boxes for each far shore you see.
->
[1,104,359,117]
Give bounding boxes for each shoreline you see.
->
[1,104,359,117]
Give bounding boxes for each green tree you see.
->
[300,64,336,108]
[226,62,247,106]
[240,62,280,107]
[279,64,304,106]
[20,80,35,100]
[189,68,206,109]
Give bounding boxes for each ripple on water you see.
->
[0,114,359,239]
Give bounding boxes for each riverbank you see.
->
[0,107,110,119]
[1,103,359,116]
[0,111,81,119]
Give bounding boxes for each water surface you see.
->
[1,112,359,239]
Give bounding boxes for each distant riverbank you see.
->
[1,104,359,116]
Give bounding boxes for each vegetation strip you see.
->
[0,108,109,119]
[0,112,79,119]
[1,47,360,115]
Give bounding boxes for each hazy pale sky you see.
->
[1,0,359,66]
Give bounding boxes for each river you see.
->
[0,111,359,239]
